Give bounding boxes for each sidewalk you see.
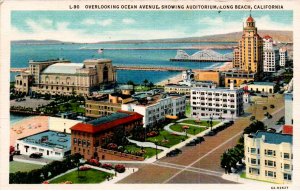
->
[127,138,168,151]
[163,123,187,136]
[221,173,274,185]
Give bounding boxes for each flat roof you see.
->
[251,82,275,86]
[191,87,242,93]
[19,130,71,150]
[253,131,292,144]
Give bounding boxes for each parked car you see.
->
[196,137,205,143]
[166,151,177,157]
[206,131,217,136]
[185,141,197,146]
[173,148,182,154]
[29,153,43,158]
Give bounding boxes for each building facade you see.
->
[224,71,256,87]
[263,35,279,73]
[240,82,275,94]
[279,47,288,67]
[70,111,143,160]
[194,70,221,86]
[85,93,132,118]
[15,59,116,96]
[233,14,264,78]
[244,131,293,184]
[190,85,244,119]
[15,130,71,160]
[121,93,186,127]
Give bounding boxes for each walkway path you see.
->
[163,123,188,136]
[178,122,207,128]
[127,138,168,151]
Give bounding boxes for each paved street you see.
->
[118,95,284,184]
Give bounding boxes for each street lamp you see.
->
[182,125,189,137]
[154,139,158,160]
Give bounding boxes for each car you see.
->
[185,141,197,146]
[193,139,201,144]
[196,136,205,143]
[166,151,177,157]
[13,150,21,155]
[206,131,217,136]
[174,148,182,154]
[29,153,43,158]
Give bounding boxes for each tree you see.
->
[148,82,154,89]
[244,120,266,135]
[143,79,149,87]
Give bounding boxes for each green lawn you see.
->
[10,161,43,173]
[170,124,206,135]
[180,119,220,127]
[58,102,85,113]
[240,171,278,184]
[146,130,187,148]
[124,144,162,158]
[50,169,111,184]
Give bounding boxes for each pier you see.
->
[171,49,233,62]
[11,66,186,73]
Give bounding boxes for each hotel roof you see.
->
[250,82,275,86]
[70,111,143,133]
[42,63,84,74]
[19,130,71,150]
[252,131,292,145]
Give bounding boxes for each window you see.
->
[284,153,290,159]
[39,148,44,152]
[251,148,256,154]
[265,170,276,178]
[55,152,60,156]
[284,173,292,181]
[284,164,290,170]
[82,140,86,146]
[73,138,77,144]
[251,158,257,165]
[265,160,276,167]
[78,139,82,145]
[32,147,37,150]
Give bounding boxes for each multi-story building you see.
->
[263,35,279,73]
[279,47,288,67]
[70,111,143,160]
[164,81,216,97]
[121,92,186,127]
[244,131,293,184]
[15,58,116,96]
[233,14,264,79]
[224,71,256,87]
[194,70,221,86]
[232,47,240,69]
[190,84,244,119]
[85,93,132,118]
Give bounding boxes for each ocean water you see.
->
[10,42,233,84]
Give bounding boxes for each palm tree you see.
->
[148,82,154,90]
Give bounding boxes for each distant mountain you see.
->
[11,40,74,45]
[12,30,292,44]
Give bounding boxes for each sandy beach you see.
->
[10,116,49,146]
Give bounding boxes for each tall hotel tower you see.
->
[235,14,264,78]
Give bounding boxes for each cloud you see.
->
[81,19,96,25]
[98,19,113,26]
[122,18,135,24]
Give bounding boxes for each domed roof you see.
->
[246,16,254,22]
[42,63,84,74]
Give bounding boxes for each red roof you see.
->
[282,125,293,135]
[247,16,254,22]
[70,111,143,133]
[264,35,272,40]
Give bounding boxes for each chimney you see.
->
[230,80,234,90]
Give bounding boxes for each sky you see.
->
[11,10,293,43]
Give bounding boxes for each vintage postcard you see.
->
[0,0,299,190]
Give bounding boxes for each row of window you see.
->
[73,138,91,147]
[248,148,292,159]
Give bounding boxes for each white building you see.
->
[279,47,288,67]
[121,92,186,127]
[240,82,275,94]
[244,131,293,184]
[263,35,279,73]
[15,130,71,160]
[190,84,244,120]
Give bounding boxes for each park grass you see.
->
[50,169,111,184]
[58,102,85,114]
[146,130,187,148]
[10,161,43,173]
[124,144,162,158]
[170,124,206,135]
[180,119,220,127]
